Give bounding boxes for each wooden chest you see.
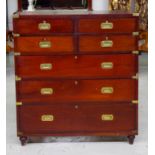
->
[13,10,139,145]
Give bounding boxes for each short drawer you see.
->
[14,36,74,53]
[16,79,137,103]
[79,35,138,53]
[18,104,137,134]
[78,18,138,33]
[13,18,73,34]
[15,54,137,79]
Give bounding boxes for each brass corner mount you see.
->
[132,100,138,104]
[16,102,22,106]
[13,12,19,19]
[15,76,22,81]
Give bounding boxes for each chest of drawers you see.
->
[13,11,139,145]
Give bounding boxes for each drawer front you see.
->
[78,18,138,33]
[16,79,137,103]
[14,36,74,53]
[13,18,73,34]
[15,54,137,78]
[18,104,137,134]
[79,35,137,53]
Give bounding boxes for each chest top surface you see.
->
[14,10,139,18]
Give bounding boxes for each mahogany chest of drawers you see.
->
[13,11,139,145]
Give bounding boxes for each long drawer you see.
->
[14,36,74,53]
[16,79,137,103]
[18,104,137,134]
[15,54,137,79]
[79,35,138,53]
[78,18,138,33]
[13,18,74,34]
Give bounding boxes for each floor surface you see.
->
[6,53,148,155]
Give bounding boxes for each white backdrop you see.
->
[7,0,17,30]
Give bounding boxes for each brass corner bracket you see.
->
[15,76,22,81]
[17,131,23,136]
[132,100,138,104]
[132,13,140,17]
[132,73,138,80]
[16,102,22,106]
[16,102,23,106]
[132,51,139,55]
[13,12,20,19]
[132,32,140,36]
[14,52,21,56]
[13,33,20,37]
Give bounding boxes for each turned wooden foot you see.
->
[127,135,135,145]
[19,136,28,146]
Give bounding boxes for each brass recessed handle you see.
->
[101,87,114,94]
[40,63,52,70]
[101,62,113,69]
[101,40,113,48]
[100,21,113,29]
[41,115,54,122]
[41,88,54,95]
[39,41,52,48]
[38,21,51,30]
[101,114,114,121]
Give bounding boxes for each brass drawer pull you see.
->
[40,63,52,70]
[41,115,54,122]
[101,62,113,69]
[39,41,52,48]
[101,87,114,94]
[100,21,113,29]
[101,114,114,121]
[101,40,113,48]
[41,88,54,95]
[38,21,51,30]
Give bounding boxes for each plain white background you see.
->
[0,0,6,154]
[7,0,18,30]
[0,0,154,155]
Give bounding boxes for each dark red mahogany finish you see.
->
[13,8,139,145]
[16,79,137,103]
[14,36,74,53]
[18,104,137,134]
[79,35,138,52]
[14,18,74,34]
[15,54,137,79]
[78,18,137,33]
